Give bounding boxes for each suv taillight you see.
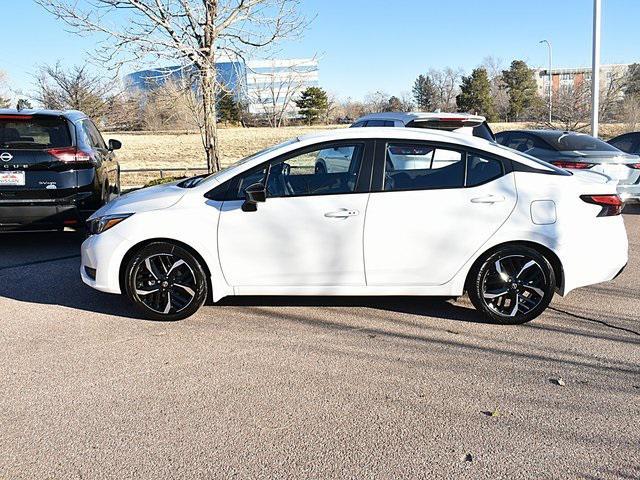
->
[551,160,595,169]
[47,147,92,163]
[580,194,624,217]
[628,163,640,170]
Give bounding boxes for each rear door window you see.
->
[384,143,465,191]
[0,116,71,149]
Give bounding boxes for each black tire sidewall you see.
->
[468,246,555,325]
[124,242,208,321]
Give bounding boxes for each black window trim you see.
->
[371,139,513,193]
[205,139,376,201]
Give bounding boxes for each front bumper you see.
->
[81,229,131,294]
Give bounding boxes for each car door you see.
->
[364,140,517,286]
[217,140,373,287]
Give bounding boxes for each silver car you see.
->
[496,130,640,203]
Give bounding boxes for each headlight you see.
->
[86,213,133,235]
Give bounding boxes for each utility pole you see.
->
[539,40,552,124]
[591,0,601,137]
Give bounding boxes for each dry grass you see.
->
[108,125,345,170]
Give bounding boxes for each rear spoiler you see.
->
[407,117,486,128]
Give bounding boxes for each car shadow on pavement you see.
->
[0,231,141,319]
[0,231,491,323]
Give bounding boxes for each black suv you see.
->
[0,109,121,231]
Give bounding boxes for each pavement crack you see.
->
[549,306,640,337]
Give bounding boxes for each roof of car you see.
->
[295,126,491,148]
[0,108,87,121]
[355,111,486,124]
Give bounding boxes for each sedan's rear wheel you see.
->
[124,242,208,321]
[468,246,555,324]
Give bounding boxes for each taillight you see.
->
[580,194,624,217]
[47,147,92,163]
[628,163,640,170]
[551,160,595,169]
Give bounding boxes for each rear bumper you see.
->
[0,192,94,231]
[558,216,629,295]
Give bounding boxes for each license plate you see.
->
[0,171,25,186]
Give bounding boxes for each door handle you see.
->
[324,208,359,218]
[470,195,505,204]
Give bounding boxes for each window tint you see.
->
[365,120,394,127]
[539,132,619,152]
[350,121,365,128]
[609,136,634,153]
[495,133,509,145]
[227,165,268,200]
[266,143,364,197]
[0,116,71,149]
[384,143,464,191]
[506,134,536,153]
[466,154,503,186]
[82,120,106,149]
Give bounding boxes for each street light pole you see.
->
[591,0,601,137]
[539,40,552,125]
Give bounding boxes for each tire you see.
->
[467,245,555,325]
[124,242,208,321]
[315,161,327,174]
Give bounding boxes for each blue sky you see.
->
[2,0,639,100]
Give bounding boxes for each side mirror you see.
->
[108,139,122,151]
[242,182,266,212]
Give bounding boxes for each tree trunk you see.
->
[201,66,220,173]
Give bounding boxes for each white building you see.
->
[533,63,631,97]
[245,58,319,116]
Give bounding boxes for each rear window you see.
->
[0,116,71,149]
[405,120,495,141]
[543,133,619,152]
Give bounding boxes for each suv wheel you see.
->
[124,242,208,321]
[468,246,555,324]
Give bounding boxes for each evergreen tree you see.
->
[456,68,496,121]
[295,86,329,124]
[502,60,539,120]
[412,74,436,111]
[385,96,403,112]
[625,63,640,99]
[217,92,243,124]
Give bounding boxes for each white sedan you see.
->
[81,128,628,324]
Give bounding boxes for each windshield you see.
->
[0,116,71,149]
[178,138,300,188]
[545,133,620,152]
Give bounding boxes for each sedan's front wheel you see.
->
[124,242,208,321]
[468,246,555,324]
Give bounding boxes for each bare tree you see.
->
[481,56,509,121]
[36,0,309,173]
[33,63,113,119]
[0,71,12,108]
[428,67,463,111]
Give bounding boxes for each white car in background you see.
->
[81,127,628,324]
[315,112,495,174]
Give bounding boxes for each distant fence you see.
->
[120,166,209,188]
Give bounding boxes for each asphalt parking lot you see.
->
[1,209,638,479]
